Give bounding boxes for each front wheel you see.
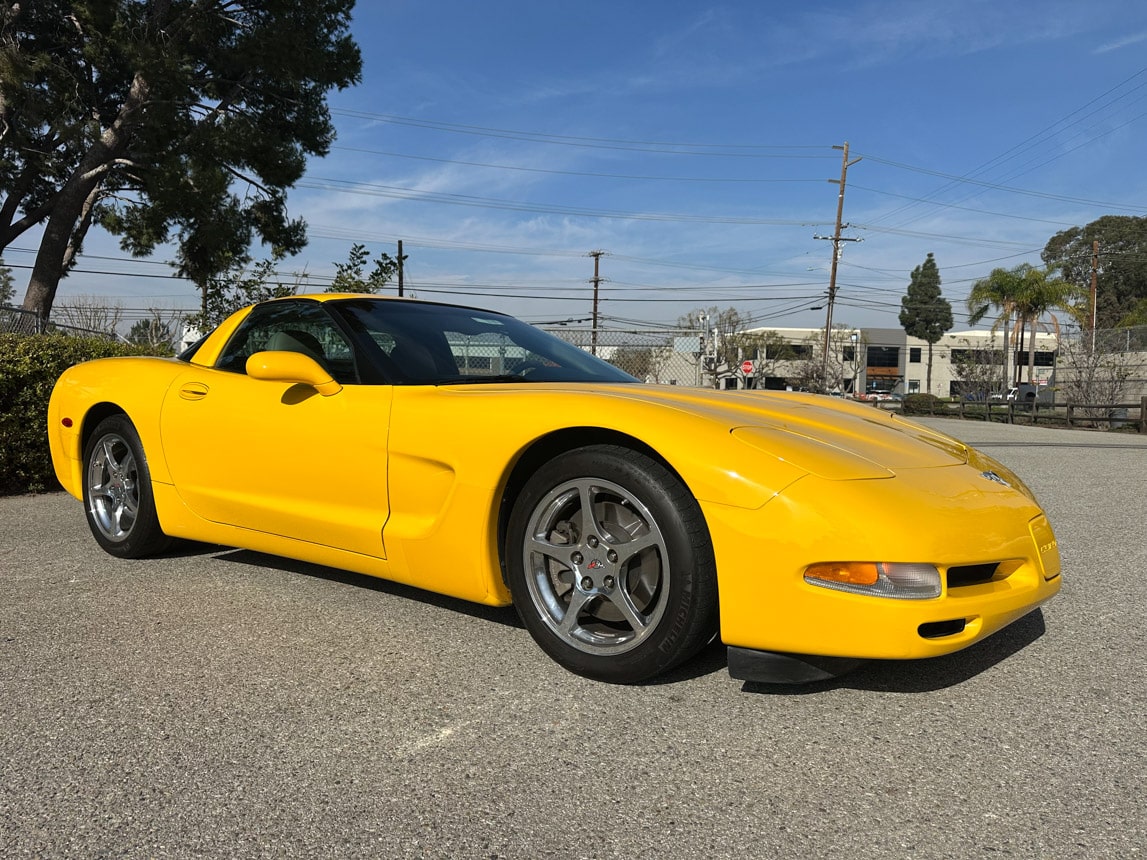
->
[82,415,170,558]
[505,445,718,683]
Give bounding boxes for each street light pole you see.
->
[849,331,859,395]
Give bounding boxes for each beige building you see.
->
[717,326,1059,398]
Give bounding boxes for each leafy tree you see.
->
[184,258,300,333]
[328,243,400,294]
[1,1,362,318]
[0,257,13,304]
[899,253,952,394]
[1118,297,1147,328]
[1042,215,1147,329]
[127,313,179,352]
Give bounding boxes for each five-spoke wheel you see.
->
[82,415,170,558]
[506,445,717,683]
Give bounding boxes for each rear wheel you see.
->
[505,445,717,683]
[82,415,170,558]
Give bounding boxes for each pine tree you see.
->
[899,253,953,394]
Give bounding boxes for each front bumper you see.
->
[702,463,1062,665]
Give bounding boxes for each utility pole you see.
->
[815,142,862,390]
[1090,239,1099,353]
[397,239,405,297]
[588,250,607,356]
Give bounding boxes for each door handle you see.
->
[179,382,210,401]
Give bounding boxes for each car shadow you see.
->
[635,637,731,685]
[154,542,735,683]
[149,542,1048,693]
[196,545,524,630]
[740,608,1048,696]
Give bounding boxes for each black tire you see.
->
[505,444,718,684]
[81,414,170,558]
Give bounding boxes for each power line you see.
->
[298,177,830,226]
[861,66,1147,228]
[855,153,1144,213]
[849,184,1080,228]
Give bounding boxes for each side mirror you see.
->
[245,351,342,396]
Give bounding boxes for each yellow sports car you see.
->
[48,294,1061,685]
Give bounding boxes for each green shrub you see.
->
[901,393,946,415]
[0,334,153,494]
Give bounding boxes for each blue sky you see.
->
[30,0,1147,330]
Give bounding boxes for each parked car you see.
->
[1005,384,1054,403]
[47,294,1062,686]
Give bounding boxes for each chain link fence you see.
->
[1,304,117,340]
[1055,325,1147,417]
[544,326,706,385]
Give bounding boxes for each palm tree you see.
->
[1011,265,1082,384]
[967,267,1023,392]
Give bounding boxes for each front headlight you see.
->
[804,562,941,600]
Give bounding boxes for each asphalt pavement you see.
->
[2,417,1145,859]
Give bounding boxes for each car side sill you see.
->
[727,647,866,685]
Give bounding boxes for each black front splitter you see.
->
[727,646,866,684]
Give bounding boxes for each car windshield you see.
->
[328,298,639,385]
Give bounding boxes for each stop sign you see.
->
[741,360,754,374]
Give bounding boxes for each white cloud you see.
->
[1093,30,1147,53]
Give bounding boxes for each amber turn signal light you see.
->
[804,562,879,586]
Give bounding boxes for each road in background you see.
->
[2,419,1144,859]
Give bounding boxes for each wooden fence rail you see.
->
[878,396,1147,433]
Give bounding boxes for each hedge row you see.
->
[900,393,947,415]
[0,334,154,494]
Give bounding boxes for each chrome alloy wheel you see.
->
[86,432,141,543]
[522,477,670,656]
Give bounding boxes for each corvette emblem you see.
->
[587,559,605,570]
[980,470,1011,488]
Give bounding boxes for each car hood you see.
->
[446,383,969,480]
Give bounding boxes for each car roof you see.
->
[266,292,513,318]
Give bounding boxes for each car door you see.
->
[160,300,392,558]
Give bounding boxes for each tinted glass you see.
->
[329,299,638,385]
[215,300,360,383]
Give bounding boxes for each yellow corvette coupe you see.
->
[48,294,1061,685]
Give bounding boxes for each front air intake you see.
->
[918,619,967,639]
[946,563,999,588]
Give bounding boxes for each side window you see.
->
[215,302,359,384]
